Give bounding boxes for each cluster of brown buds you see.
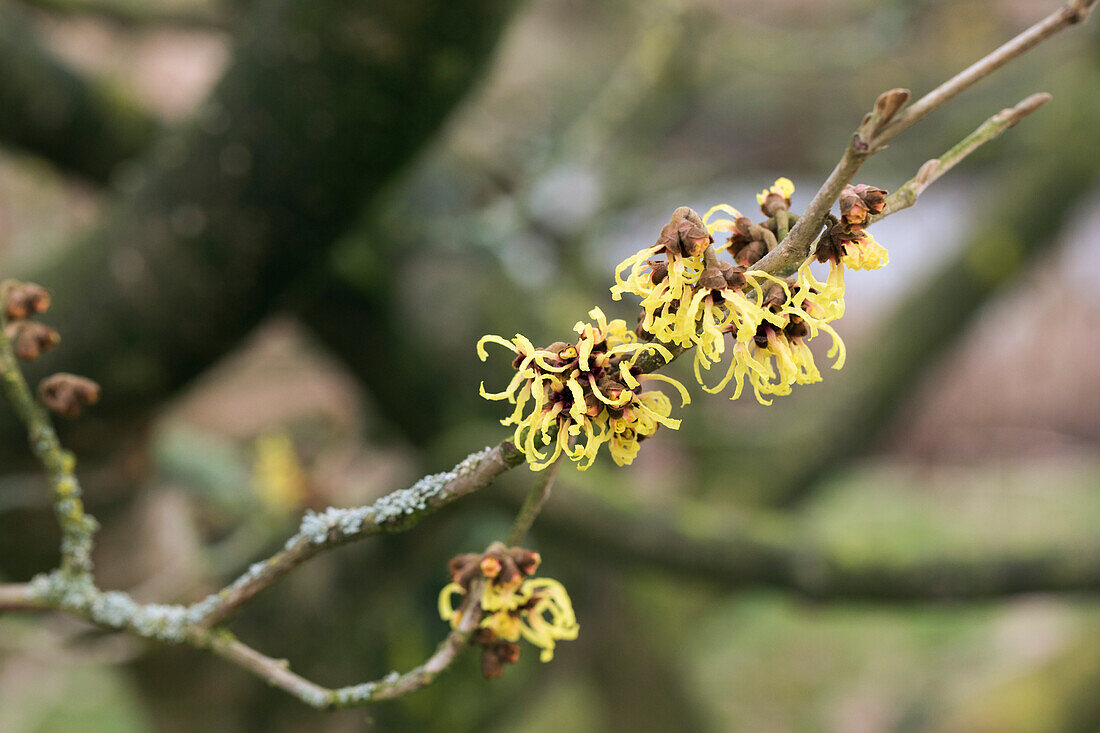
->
[726,214,780,267]
[439,542,578,678]
[815,184,889,270]
[2,280,100,417]
[3,281,58,361]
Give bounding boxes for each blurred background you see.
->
[0,0,1098,730]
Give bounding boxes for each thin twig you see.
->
[0,583,46,611]
[874,0,1096,148]
[506,458,563,545]
[196,581,484,709]
[193,442,524,628]
[751,0,1095,277]
[872,93,1052,221]
[0,310,96,576]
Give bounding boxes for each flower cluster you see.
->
[1,280,101,418]
[439,543,578,678]
[816,184,890,270]
[478,177,889,468]
[478,307,689,470]
[612,179,886,405]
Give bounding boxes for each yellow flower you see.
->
[252,432,306,514]
[477,309,686,471]
[695,264,847,404]
[516,578,579,662]
[756,177,795,207]
[439,575,578,664]
[840,231,889,270]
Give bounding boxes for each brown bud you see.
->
[38,373,100,418]
[635,312,652,342]
[648,260,668,284]
[480,648,505,680]
[448,553,479,583]
[677,221,711,257]
[759,192,788,217]
[2,281,51,321]
[510,548,541,577]
[734,241,766,267]
[785,316,809,340]
[761,282,790,310]
[699,265,727,291]
[495,641,521,664]
[814,222,848,264]
[655,222,682,256]
[717,262,746,289]
[596,376,628,404]
[851,183,887,213]
[8,322,60,360]
[473,629,497,646]
[726,216,755,247]
[873,88,910,128]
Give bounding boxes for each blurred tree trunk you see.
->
[0,4,159,183]
[1,0,515,459]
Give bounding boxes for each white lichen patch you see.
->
[285,446,494,548]
[333,681,375,706]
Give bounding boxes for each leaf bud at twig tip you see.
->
[1010,93,1052,124]
[38,373,101,418]
[2,281,51,321]
[873,88,910,127]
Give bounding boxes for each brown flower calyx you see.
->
[6,321,60,360]
[839,184,887,229]
[656,207,712,258]
[698,265,728,291]
[38,373,101,418]
[733,240,767,267]
[814,216,870,265]
[474,630,522,679]
[2,281,51,321]
[725,216,756,247]
[448,542,541,591]
[759,191,791,217]
[647,259,669,284]
[717,261,746,289]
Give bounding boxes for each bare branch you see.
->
[751,0,1095,277]
[183,582,485,709]
[193,443,524,628]
[0,307,97,576]
[872,93,1052,220]
[874,0,1096,148]
[506,458,562,545]
[0,583,46,611]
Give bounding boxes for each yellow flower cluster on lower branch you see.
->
[441,544,578,675]
[478,307,689,471]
